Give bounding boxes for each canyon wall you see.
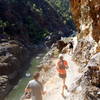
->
[71,0,100,43]
[70,0,100,100]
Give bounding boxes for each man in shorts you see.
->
[57,55,69,97]
[25,72,46,100]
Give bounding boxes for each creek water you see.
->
[5,53,45,100]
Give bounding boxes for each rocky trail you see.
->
[24,53,82,100]
[43,53,82,100]
[0,0,100,99]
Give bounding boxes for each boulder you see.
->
[0,40,30,99]
[0,75,11,100]
[56,40,68,52]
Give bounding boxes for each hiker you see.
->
[24,72,46,100]
[69,40,73,54]
[57,55,69,97]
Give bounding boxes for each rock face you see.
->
[0,37,31,99]
[70,0,100,100]
[73,39,97,68]
[0,34,47,99]
[0,75,10,100]
[76,53,100,100]
[71,0,100,43]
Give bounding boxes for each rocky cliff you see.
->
[71,0,100,43]
[19,0,100,99]
[70,0,100,100]
[21,1,100,99]
[0,0,75,99]
[0,35,31,100]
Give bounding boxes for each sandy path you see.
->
[43,54,81,100]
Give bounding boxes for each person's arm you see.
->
[41,85,47,95]
[25,88,31,93]
[42,91,46,95]
[56,62,60,72]
[38,81,46,95]
[64,60,69,69]
[25,82,31,93]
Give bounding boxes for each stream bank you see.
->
[0,34,47,100]
[5,52,46,100]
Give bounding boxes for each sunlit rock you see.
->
[70,0,100,100]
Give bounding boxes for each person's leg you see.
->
[62,77,68,95]
[60,74,68,96]
[63,78,68,89]
[71,48,73,54]
[61,78,65,96]
[70,48,73,55]
[68,48,70,54]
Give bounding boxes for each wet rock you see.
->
[0,40,30,99]
[0,75,10,100]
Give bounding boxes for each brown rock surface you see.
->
[71,0,100,43]
[0,40,30,99]
[70,0,100,100]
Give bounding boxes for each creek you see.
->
[5,52,45,100]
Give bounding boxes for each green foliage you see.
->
[45,0,71,22]
[0,20,7,27]
[0,20,9,34]
[0,0,75,43]
[32,4,43,15]
[25,16,49,43]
